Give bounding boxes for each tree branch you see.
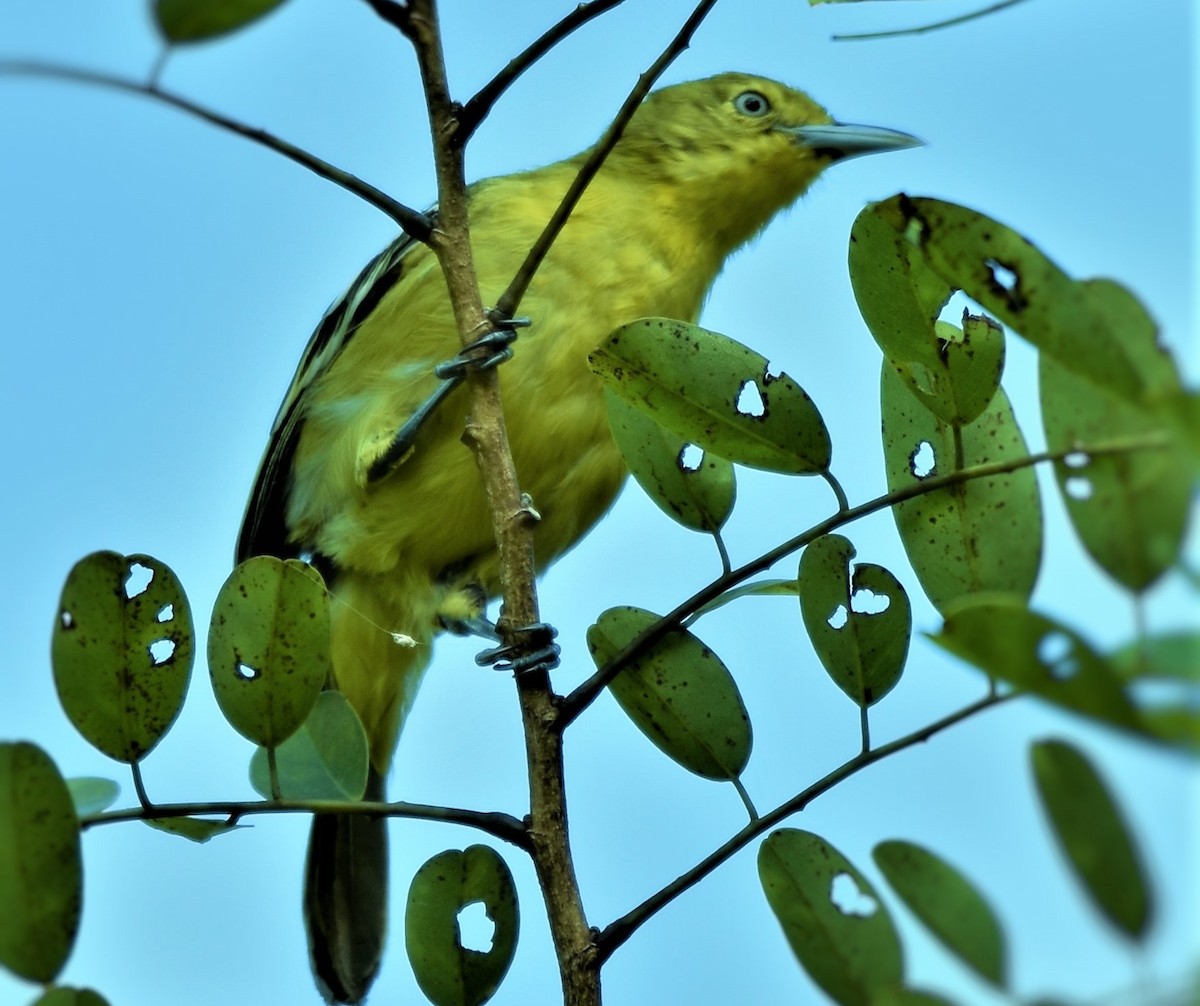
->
[458,0,630,143]
[0,60,433,240]
[558,432,1172,727]
[83,797,530,847]
[596,691,1015,960]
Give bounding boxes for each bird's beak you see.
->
[784,121,924,160]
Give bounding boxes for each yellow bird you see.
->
[237,72,918,1003]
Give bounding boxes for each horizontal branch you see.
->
[82,796,531,849]
[596,690,1015,959]
[0,60,432,240]
[558,432,1170,727]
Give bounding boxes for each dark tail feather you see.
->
[304,768,389,1003]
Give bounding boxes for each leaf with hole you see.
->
[588,606,751,781]
[882,363,1041,614]
[759,828,903,1006]
[249,691,369,801]
[154,0,291,43]
[604,388,735,533]
[589,318,831,474]
[799,535,910,707]
[0,742,82,983]
[405,846,519,1006]
[207,556,330,749]
[65,777,120,818]
[873,840,1006,988]
[52,551,195,762]
[1040,280,1193,593]
[1031,739,1153,939]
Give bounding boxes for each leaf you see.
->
[872,840,1006,988]
[0,742,82,983]
[759,829,903,1006]
[1110,631,1200,682]
[207,556,330,749]
[852,195,1145,404]
[153,0,291,43]
[405,846,519,1006]
[1040,280,1193,593]
[65,777,120,818]
[932,598,1144,737]
[799,535,911,707]
[144,817,243,843]
[249,691,369,801]
[882,364,1042,613]
[689,578,800,620]
[870,990,959,1006]
[1031,739,1153,939]
[31,988,112,1006]
[604,389,736,532]
[589,318,831,474]
[587,607,751,781]
[52,551,195,762]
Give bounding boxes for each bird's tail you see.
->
[304,767,388,1004]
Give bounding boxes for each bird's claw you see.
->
[434,316,531,381]
[475,622,560,676]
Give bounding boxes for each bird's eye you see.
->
[733,91,771,117]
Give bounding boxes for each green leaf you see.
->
[882,364,1042,613]
[52,551,195,762]
[249,691,369,801]
[872,840,1006,988]
[1040,280,1193,593]
[1110,631,1200,682]
[852,196,1145,404]
[1031,739,1153,939]
[690,578,799,620]
[799,535,911,707]
[932,598,1143,736]
[153,0,291,43]
[589,318,831,474]
[605,388,736,532]
[31,988,112,1006]
[587,607,751,780]
[405,846,519,1006]
[144,816,243,843]
[65,777,120,818]
[207,556,330,749]
[870,990,959,1006]
[759,829,903,1006]
[0,742,82,983]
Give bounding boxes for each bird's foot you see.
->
[475,622,560,676]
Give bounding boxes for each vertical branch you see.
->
[397,2,599,1002]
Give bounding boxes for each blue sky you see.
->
[0,2,1195,1005]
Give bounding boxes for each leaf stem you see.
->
[130,760,152,809]
[832,0,1030,41]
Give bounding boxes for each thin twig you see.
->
[82,797,531,847]
[557,432,1171,727]
[0,60,433,240]
[832,0,1029,41]
[458,0,629,142]
[596,691,1014,960]
[492,0,722,320]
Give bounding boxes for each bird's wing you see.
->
[236,231,421,564]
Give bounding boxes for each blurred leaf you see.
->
[759,828,903,1005]
[933,598,1145,737]
[873,840,1006,988]
[249,691,369,801]
[1040,280,1193,592]
[882,365,1041,613]
[0,742,81,983]
[31,988,111,1006]
[65,777,120,818]
[799,535,910,707]
[605,389,736,532]
[1031,739,1153,939]
[144,817,243,843]
[154,0,290,43]
[207,556,330,748]
[870,990,959,1006]
[588,607,751,780]
[405,846,519,1006]
[1110,632,1200,682]
[52,551,194,762]
[590,318,831,474]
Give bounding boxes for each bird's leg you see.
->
[438,589,560,677]
[367,315,531,483]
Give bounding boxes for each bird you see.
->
[236,71,919,1003]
